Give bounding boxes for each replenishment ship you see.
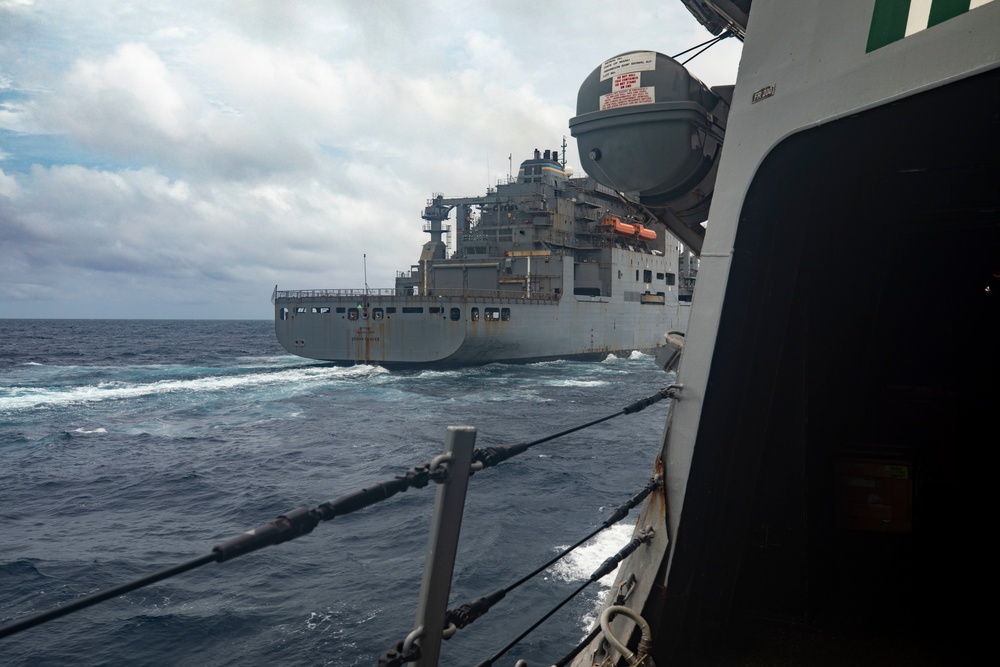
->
[273,146,701,367]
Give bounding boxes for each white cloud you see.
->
[0,0,743,319]
[0,167,19,198]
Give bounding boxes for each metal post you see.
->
[412,426,477,667]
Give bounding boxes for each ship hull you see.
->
[274,291,688,367]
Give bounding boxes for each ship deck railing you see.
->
[274,288,560,304]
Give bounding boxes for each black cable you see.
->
[504,475,661,594]
[680,32,731,65]
[444,477,661,632]
[0,553,216,639]
[474,580,590,667]
[671,33,725,59]
[472,386,676,470]
[473,529,654,667]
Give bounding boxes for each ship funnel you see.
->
[569,51,731,253]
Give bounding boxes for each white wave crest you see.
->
[0,363,386,412]
[414,369,462,379]
[70,427,107,434]
[549,522,634,586]
[628,350,651,360]
[549,522,635,635]
[544,379,608,388]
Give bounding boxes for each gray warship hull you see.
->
[275,285,688,368]
[274,148,694,366]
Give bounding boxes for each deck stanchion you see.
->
[412,426,476,667]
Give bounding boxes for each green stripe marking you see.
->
[928,0,972,26]
[867,0,912,52]
[867,0,991,52]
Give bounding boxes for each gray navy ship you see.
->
[273,146,696,366]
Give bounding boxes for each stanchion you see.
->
[412,426,476,667]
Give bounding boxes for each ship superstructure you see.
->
[274,147,693,366]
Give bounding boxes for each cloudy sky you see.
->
[0,0,742,319]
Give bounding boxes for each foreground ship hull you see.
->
[569,1,999,665]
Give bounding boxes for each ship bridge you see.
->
[516,148,570,186]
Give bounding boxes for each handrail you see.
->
[274,288,560,303]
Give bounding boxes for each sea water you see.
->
[0,319,673,666]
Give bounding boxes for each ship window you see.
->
[280,307,288,320]
[471,307,480,321]
[403,307,423,313]
[386,307,396,313]
[635,270,639,280]
[429,307,442,314]
[312,307,331,314]
[348,309,359,321]
[296,307,308,313]
[450,308,461,321]
[643,269,652,282]
[336,307,346,313]
[373,308,384,320]
[656,272,665,280]
[665,272,676,285]
[501,308,510,321]
[486,308,500,321]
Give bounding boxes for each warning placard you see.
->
[600,51,656,81]
[612,72,640,91]
[600,86,655,110]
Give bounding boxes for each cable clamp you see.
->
[429,452,454,483]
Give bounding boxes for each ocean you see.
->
[0,319,674,667]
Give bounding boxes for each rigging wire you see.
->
[0,385,680,641]
[439,476,662,632]
[678,31,732,65]
[671,33,725,59]
[473,527,656,667]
